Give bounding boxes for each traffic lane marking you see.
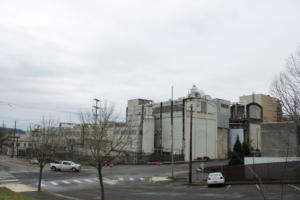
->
[61,180,70,184]
[288,184,300,191]
[225,185,231,191]
[73,179,82,183]
[0,179,19,183]
[256,184,260,191]
[84,179,93,183]
[50,181,58,185]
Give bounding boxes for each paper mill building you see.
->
[126,85,231,162]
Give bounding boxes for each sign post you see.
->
[109,162,114,177]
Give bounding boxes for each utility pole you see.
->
[11,120,16,158]
[189,104,193,184]
[93,98,100,125]
[171,99,174,178]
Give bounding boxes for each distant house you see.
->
[4,129,32,157]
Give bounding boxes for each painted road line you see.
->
[93,178,99,182]
[61,180,70,184]
[73,179,81,183]
[256,184,260,191]
[129,178,134,181]
[118,177,124,181]
[50,181,58,186]
[0,179,19,183]
[52,193,81,200]
[288,184,300,191]
[84,179,93,183]
[140,178,145,181]
[0,177,14,179]
[151,177,171,182]
[225,185,231,192]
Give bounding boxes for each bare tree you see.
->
[80,100,133,200]
[271,47,300,123]
[30,119,60,192]
[271,47,300,200]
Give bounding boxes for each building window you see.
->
[221,104,229,108]
[24,143,26,147]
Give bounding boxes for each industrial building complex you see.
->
[2,85,298,163]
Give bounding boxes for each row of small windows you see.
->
[15,143,32,147]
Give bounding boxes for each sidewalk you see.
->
[23,191,71,200]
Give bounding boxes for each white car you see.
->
[50,161,81,172]
[30,158,39,164]
[207,172,225,186]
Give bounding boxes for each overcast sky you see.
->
[0,0,300,130]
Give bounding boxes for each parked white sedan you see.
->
[207,172,225,186]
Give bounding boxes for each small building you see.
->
[4,129,32,157]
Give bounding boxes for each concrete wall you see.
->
[215,99,230,129]
[249,123,261,150]
[160,111,184,154]
[184,100,217,160]
[244,157,300,165]
[217,128,229,159]
[142,117,155,154]
[261,122,299,157]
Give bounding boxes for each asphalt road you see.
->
[1,156,300,200]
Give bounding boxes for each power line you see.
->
[0,100,87,115]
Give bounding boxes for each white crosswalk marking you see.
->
[0,179,19,183]
[118,177,124,181]
[84,179,93,183]
[0,177,12,179]
[225,185,231,191]
[288,184,300,191]
[0,175,19,183]
[73,179,81,183]
[62,180,70,184]
[50,181,58,186]
[129,178,134,181]
[256,184,260,190]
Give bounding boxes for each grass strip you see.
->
[0,187,36,200]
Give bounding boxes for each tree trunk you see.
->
[38,164,43,192]
[97,163,105,200]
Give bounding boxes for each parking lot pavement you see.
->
[23,182,300,200]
